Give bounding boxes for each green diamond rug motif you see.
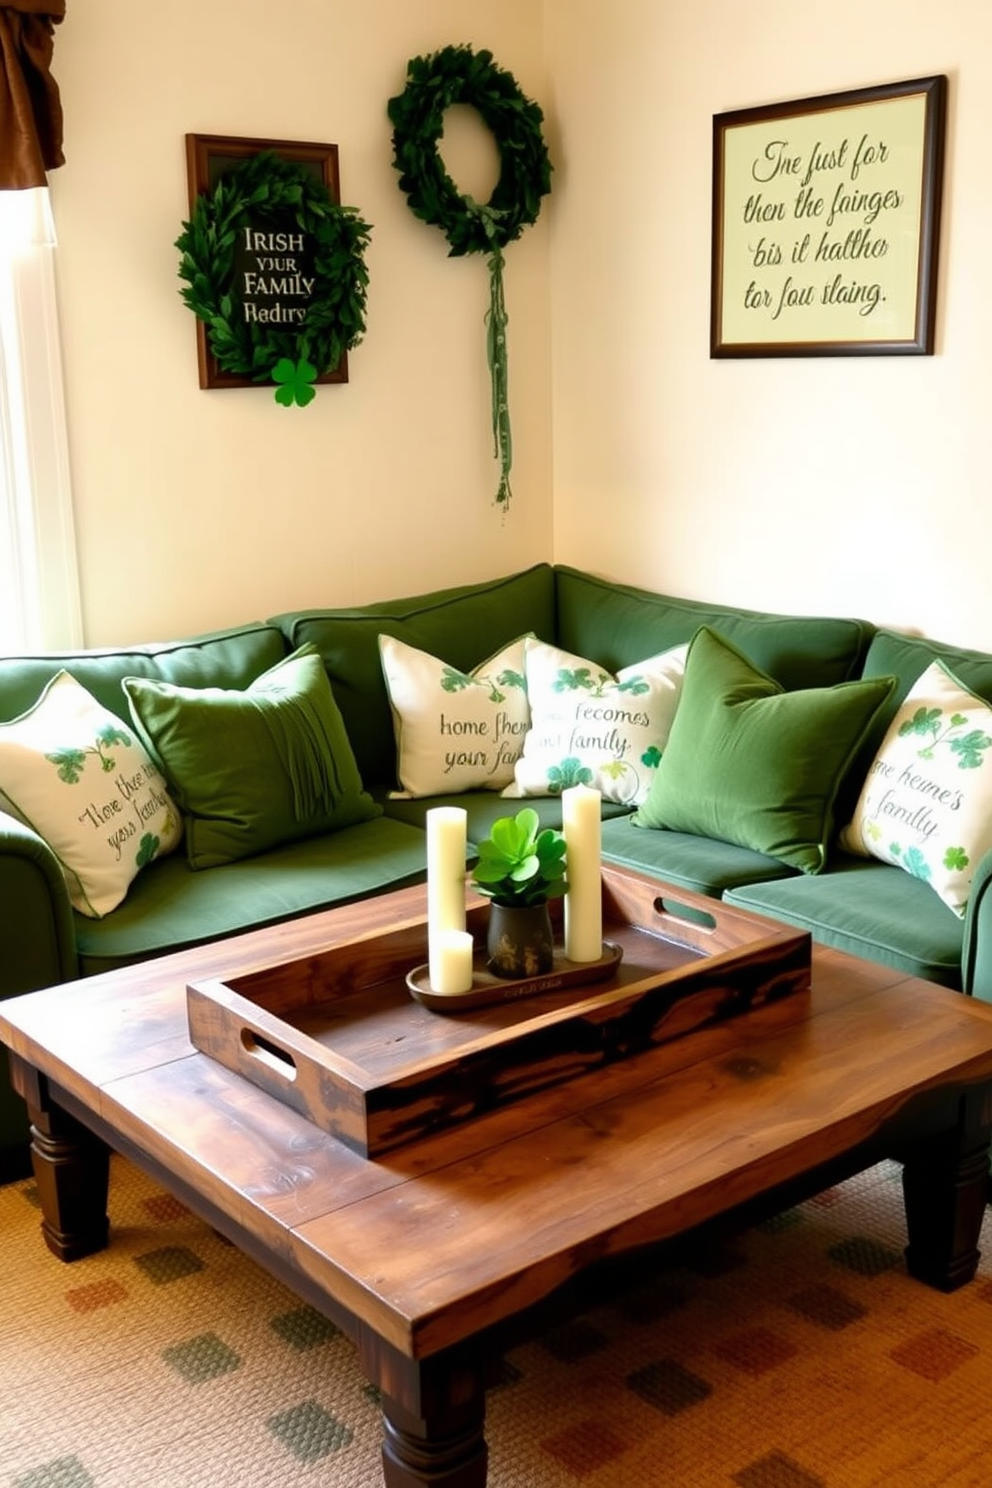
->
[827,1234,902,1277]
[269,1303,339,1350]
[625,1357,713,1415]
[162,1331,241,1383]
[266,1400,354,1463]
[732,1450,827,1488]
[13,1458,94,1488]
[134,1243,204,1284]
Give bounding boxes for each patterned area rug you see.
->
[2,1156,991,1488]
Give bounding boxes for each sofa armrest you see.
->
[962,847,992,1003]
[0,808,78,999]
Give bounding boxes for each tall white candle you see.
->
[562,784,602,963]
[426,806,467,989]
[432,928,474,995]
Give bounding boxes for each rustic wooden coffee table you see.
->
[3,866,992,1488]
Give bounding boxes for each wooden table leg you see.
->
[9,1054,110,1262]
[360,1331,493,1488]
[381,1394,487,1488]
[902,1082,992,1291]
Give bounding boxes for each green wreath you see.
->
[388,44,552,505]
[176,152,372,406]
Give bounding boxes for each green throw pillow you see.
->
[123,644,381,869]
[632,627,895,873]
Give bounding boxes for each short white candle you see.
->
[430,928,475,995]
[426,806,467,988]
[562,784,603,963]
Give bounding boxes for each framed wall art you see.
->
[710,75,947,358]
[180,134,370,396]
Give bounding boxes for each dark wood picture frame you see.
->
[710,75,947,358]
[184,133,348,389]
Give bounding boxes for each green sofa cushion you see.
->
[0,623,286,728]
[863,628,992,707]
[633,628,895,873]
[725,854,965,988]
[271,565,557,789]
[73,815,430,975]
[553,566,874,688]
[599,814,796,897]
[124,645,381,870]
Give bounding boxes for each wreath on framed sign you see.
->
[388,43,553,507]
[175,151,372,406]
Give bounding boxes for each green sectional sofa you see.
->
[2,561,991,1182]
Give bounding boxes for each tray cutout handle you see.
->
[654,896,717,934]
[241,1027,298,1082]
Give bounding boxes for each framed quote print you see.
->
[710,75,947,357]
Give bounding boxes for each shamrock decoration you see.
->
[46,724,131,783]
[440,664,525,704]
[546,756,594,793]
[897,705,992,768]
[273,358,317,408]
[136,833,162,869]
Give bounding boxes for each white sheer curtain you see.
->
[0,184,80,654]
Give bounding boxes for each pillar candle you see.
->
[426,806,467,989]
[562,784,603,963]
[431,928,475,995]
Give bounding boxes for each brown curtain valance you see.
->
[0,0,65,189]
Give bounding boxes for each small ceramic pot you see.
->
[486,901,555,979]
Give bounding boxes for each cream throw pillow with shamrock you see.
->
[839,660,992,917]
[379,634,531,795]
[504,637,689,806]
[0,670,182,917]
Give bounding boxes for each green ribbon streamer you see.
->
[485,241,512,510]
[471,202,513,510]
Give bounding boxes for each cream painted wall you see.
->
[51,0,552,645]
[49,1,992,652]
[546,0,992,650]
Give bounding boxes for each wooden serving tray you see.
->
[186,865,811,1159]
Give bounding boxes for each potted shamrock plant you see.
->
[471,807,567,978]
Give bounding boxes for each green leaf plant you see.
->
[470,807,567,908]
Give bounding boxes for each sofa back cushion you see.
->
[554,567,874,690]
[0,623,287,727]
[861,628,992,716]
[272,565,556,788]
